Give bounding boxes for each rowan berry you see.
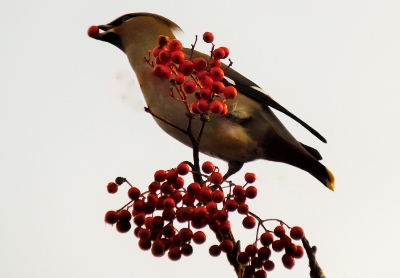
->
[260,232,274,246]
[218,220,231,234]
[209,245,221,257]
[220,239,234,253]
[153,65,172,79]
[106,182,118,194]
[162,208,176,221]
[293,245,304,259]
[193,57,207,72]
[192,231,206,244]
[151,239,165,257]
[116,220,131,233]
[133,213,146,226]
[160,182,174,195]
[168,39,183,52]
[172,176,184,189]
[118,209,132,222]
[196,70,209,80]
[223,86,238,99]
[104,210,119,225]
[245,186,257,199]
[176,162,190,176]
[148,182,160,193]
[127,187,141,200]
[224,199,238,212]
[209,58,221,68]
[209,67,224,81]
[244,265,256,276]
[242,215,256,229]
[206,201,218,215]
[263,260,275,271]
[171,50,185,64]
[190,100,201,114]
[212,48,226,60]
[168,247,182,261]
[209,172,223,184]
[199,186,212,201]
[237,203,249,215]
[200,75,214,89]
[178,228,193,242]
[272,240,284,252]
[199,88,212,99]
[87,25,99,37]
[197,99,210,113]
[245,244,258,257]
[153,46,166,58]
[211,81,225,94]
[219,102,228,115]
[181,243,193,256]
[159,49,172,64]
[219,46,230,59]
[192,206,208,221]
[154,170,167,182]
[290,226,305,240]
[274,225,286,238]
[251,257,264,269]
[174,72,185,85]
[209,100,224,114]
[163,197,176,209]
[133,199,145,213]
[285,243,297,256]
[187,182,201,196]
[138,239,152,250]
[182,193,195,206]
[183,80,197,94]
[237,252,250,264]
[179,60,194,76]
[216,209,228,222]
[211,189,224,203]
[282,254,295,269]
[203,32,214,43]
[258,246,272,261]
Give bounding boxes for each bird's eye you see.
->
[121,16,131,23]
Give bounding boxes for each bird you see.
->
[89,12,335,191]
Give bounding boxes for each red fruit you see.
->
[168,247,182,261]
[209,67,224,81]
[183,80,197,94]
[201,161,215,174]
[133,199,145,213]
[106,182,118,194]
[176,162,190,175]
[212,47,226,60]
[182,193,195,206]
[216,209,228,222]
[285,243,297,256]
[224,199,238,212]
[260,232,274,246]
[181,243,193,256]
[203,31,214,43]
[272,240,285,252]
[293,245,304,259]
[162,224,176,238]
[160,182,174,195]
[245,172,256,183]
[274,225,286,238]
[187,182,201,196]
[170,190,182,204]
[199,186,212,201]
[245,244,258,257]
[196,70,209,79]
[166,169,178,182]
[147,193,158,206]
[211,81,225,94]
[209,58,221,68]
[234,194,246,204]
[153,65,172,79]
[199,88,212,99]
[237,203,249,215]
[118,209,132,222]
[158,49,172,64]
[138,239,151,250]
[208,100,223,115]
[178,228,193,242]
[148,181,160,193]
[200,75,214,89]
[258,246,272,261]
[193,231,206,244]
[151,239,165,257]
[116,220,131,233]
[244,265,256,276]
[282,254,295,269]
[206,201,218,215]
[179,60,194,76]
[162,208,176,221]
[251,257,263,269]
[218,220,231,234]
[219,102,228,115]
[144,202,156,215]
[133,213,146,226]
[223,85,238,99]
[233,185,245,196]
[212,190,225,203]
[163,197,176,209]
[263,260,275,271]
[209,172,223,184]
[190,100,201,114]
[193,57,207,72]
[87,25,99,37]
[242,215,256,229]
[209,245,221,257]
[196,99,209,113]
[192,206,208,221]
[245,186,258,199]
[220,239,234,253]
[254,270,267,278]
[168,39,183,52]
[127,187,141,200]
[174,72,185,85]
[155,170,167,182]
[237,252,250,264]
[172,176,184,189]
[219,46,230,59]
[153,46,166,58]
[290,226,305,240]
[104,210,119,225]
[171,50,185,64]
[151,216,164,230]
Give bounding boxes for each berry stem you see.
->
[144,107,187,134]
[189,35,198,61]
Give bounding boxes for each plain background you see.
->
[1,1,399,277]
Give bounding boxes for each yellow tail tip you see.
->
[326,168,335,191]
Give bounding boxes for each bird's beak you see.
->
[90,24,125,52]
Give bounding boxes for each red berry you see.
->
[151,239,165,257]
[171,50,185,64]
[245,244,258,257]
[138,239,151,250]
[219,46,230,59]
[219,102,228,115]
[179,60,194,76]
[285,243,297,256]
[209,172,223,184]
[293,245,304,259]
[216,209,228,222]
[87,25,99,37]
[212,190,225,203]
[170,190,183,203]
[206,201,218,215]
[116,220,131,233]
[193,231,206,244]
[203,31,214,43]
[162,224,176,238]
[254,270,267,278]
[260,232,274,246]
[237,203,249,215]
[237,252,250,264]
[176,162,190,175]
[106,182,118,194]
[133,213,146,226]
[153,46,166,57]
[209,245,221,256]
[183,80,197,94]
[242,215,256,229]
[263,260,275,271]
[187,182,201,196]
[160,182,174,195]
[197,99,210,113]
[104,210,119,225]
[147,193,158,206]
[182,193,195,207]
[118,209,132,222]
[245,172,256,183]
[159,49,172,64]
[190,100,201,114]
[282,254,295,269]
[196,70,209,79]
[166,169,178,182]
[168,247,182,261]
[178,228,193,242]
[200,75,214,88]
[290,226,305,240]
[199,186,212,201]
[211,81,225,94]
[201,161,215,174]
[233,185,245,196]
[209,100,224,114]
[245,186,258,199]
[127,187,141,200]
[168,39,183,52]
[218,220,231,234]
[174,72,185,85]
[209,67,224,81]
[193,57,207,71]
[210,58,221,68]
[148,182,160,193]
[199,88,212,99]
[172,176,184,189]
[224,199,238,212]
[223,86,238,99]
[162,208,176,221]
[192,206,208,221]
[163,197,176,209]
[272,240,285,252]
[251,257,264,269]
[244,265,256,276]
[153,65,172,79]
[212,47,226,60]
[220,239,234,253]
[181,243,193,256]
[257,246,272,260]
[274,225,286,238]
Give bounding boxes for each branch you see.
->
[302,236,326,278]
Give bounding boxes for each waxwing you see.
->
[89,12,334,191]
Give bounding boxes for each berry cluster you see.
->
[148,32,237,116]
[104,161,305,276]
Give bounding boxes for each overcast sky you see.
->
[1,1,400,277]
